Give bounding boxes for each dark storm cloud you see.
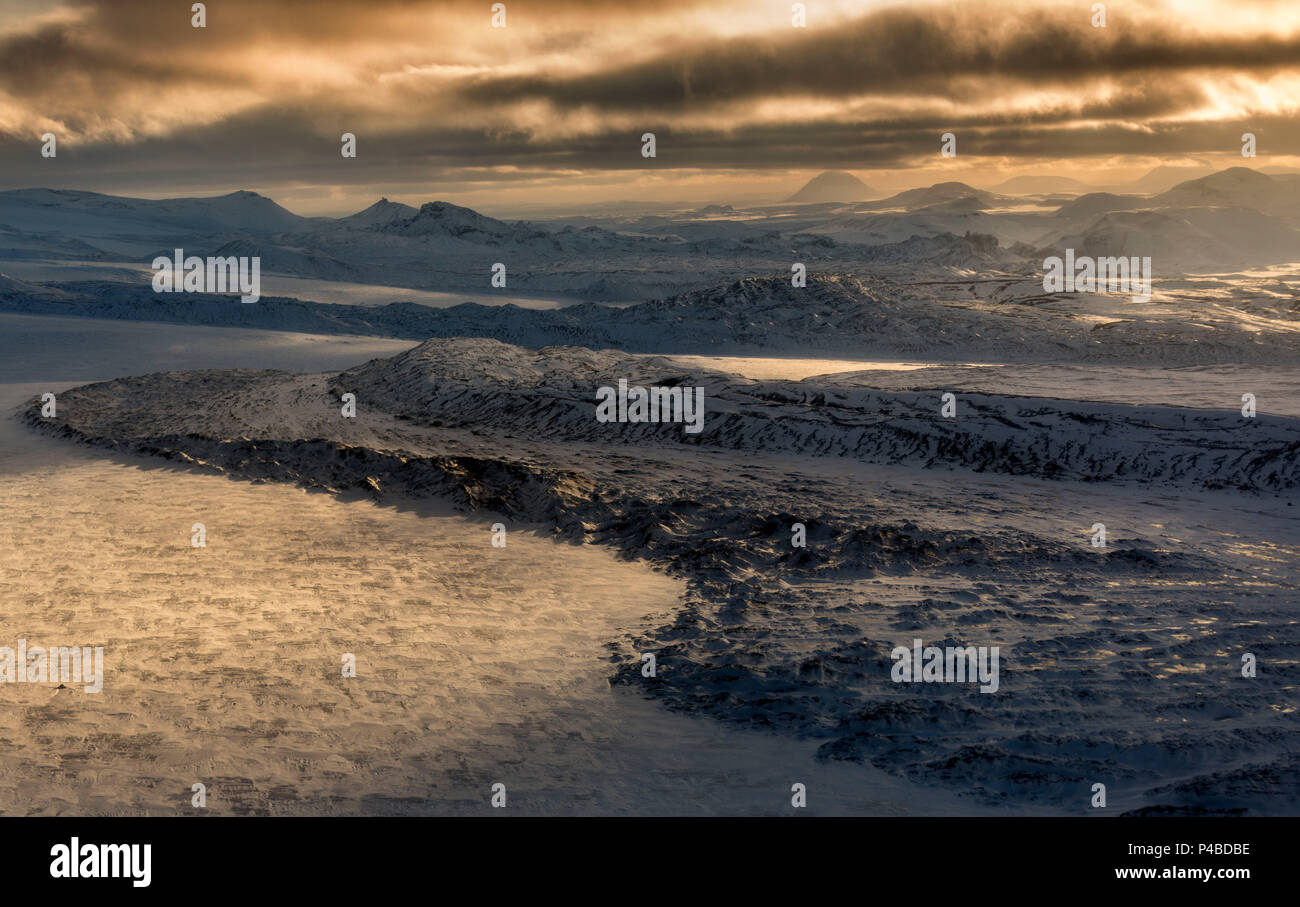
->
[0,0,1296,192]
[460,6,1300,111]
[0,22,186,96]
[3,92,1294,192]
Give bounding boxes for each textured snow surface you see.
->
[21,337,1299,814]
[4,271,1298,367]
[7,323,986,816]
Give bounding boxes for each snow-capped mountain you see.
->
[338,197,420,227]
[1154,166,1300,214]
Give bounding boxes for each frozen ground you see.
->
[6,270,1297,366]
[0,261,576,310]
[21,336,1298,815]
[817,364,1300,418]
[655,356,1300,417]
[0,317,982,816]
[253,276,575,310]
[0,312,416,382]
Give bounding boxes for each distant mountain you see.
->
[1153,166,1300,214]
[1051,168,1300,221]
[0,189,845,299]
[1042,205,1300,270]
[990,175,1089,195]
[340,197,419,227]
[0,187,310,238]
[1124,165,1216,195]
[1054,192,1147,219]
[871,181,1000,209]
[159,190,309,233]
[692,205,736,216]
[786,171,878,204]
[9,176,1300,306]
[380,201,560,249]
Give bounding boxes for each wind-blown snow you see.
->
[20,337,1299,814]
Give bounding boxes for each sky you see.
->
[1,0,1298,215]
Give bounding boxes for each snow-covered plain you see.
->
[0,261,576,310]
[2,169,1298,816]
[1,318,985,816]
[21,336,1298,816]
